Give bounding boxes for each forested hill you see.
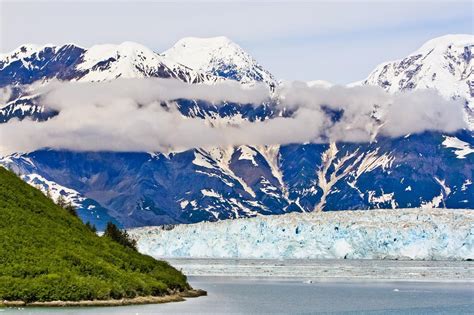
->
[0,166,189,303]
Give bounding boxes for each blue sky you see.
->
[1,0,472,83]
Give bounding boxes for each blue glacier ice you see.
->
[130,208,474,260]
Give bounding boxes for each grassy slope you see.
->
[0,167,189,302]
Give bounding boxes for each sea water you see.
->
[2,278,472,314]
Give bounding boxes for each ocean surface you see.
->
[2,277,473,314]
[167,258,474,281]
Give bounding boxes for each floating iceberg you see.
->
[129,209,474,260]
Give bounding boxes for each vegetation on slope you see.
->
[103,221,138,251]
[0,167,189,303]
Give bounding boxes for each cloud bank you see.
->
[0,78,467,154]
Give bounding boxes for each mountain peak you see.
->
[163,36,276,86]
[0,41,213,86]
[77,41,160,70]
[172,36,234,48]
[75,41,214,83]
[363,34,473,95]
[0,43,84,75]
[362,33,474,129]
[414,34,474,54]
[1,43,84,56]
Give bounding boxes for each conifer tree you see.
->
[56,195,66,208]
[85,221,97,233]
[103,222,137,251]
[64,201,78,217]
[45,189,52,201]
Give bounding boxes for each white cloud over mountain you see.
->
[0,79,466,154]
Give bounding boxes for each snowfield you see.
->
[129,208,474,260]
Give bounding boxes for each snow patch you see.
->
[237,146,258,166]
[442,136,474,159]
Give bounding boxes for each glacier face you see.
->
[129,208,474,260]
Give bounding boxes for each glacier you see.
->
[129,208,474,260]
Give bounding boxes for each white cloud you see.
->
[39,79,270,109]
[0,86,11,104]
[0,78,466,154]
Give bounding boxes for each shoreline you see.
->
[0,289,206,308]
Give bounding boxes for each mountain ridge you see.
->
[0,34,473,228]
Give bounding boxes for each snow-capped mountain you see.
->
[0,42,214,89]
[0,35,473,228]
[0,37,276,90]
[0,41,223,124]
[163,36,276,87]
[0,38,276,124]
[363,34,473,110]
[75,41,215,83]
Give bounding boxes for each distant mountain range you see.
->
[0,35,472,228]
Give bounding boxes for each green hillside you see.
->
[0,167,189,303]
